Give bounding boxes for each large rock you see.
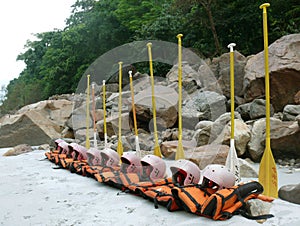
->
[279,183,300,205]
[249,99,274,120]
[236,102,251,121]
[132,85,178,131]
[245,199,272,224]
[214,119,251,156]
[283,105,300,121]
[160,140,197,159]
[294,90,300,104]
[0,100,73,147]
[239,158,258,178]
[185,144,229,169]
[247,118,279,161]
[166,62,201,94]
[270,121,300,159]
[193,112,242,147]
[17,99,73,127]
[248,118,300,161]
[243,34,300,112]
[182,91,227,129]
[96,112,131,138]
[211,51,246,97]
[67,104,92,130]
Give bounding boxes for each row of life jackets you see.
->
[45,148,274,221]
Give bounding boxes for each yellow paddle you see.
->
[85,74,91,149]
[117,62,124,158]
[258,3,278,198]
[225,43,241,184]
[129,70,142,158]
[175,34,185,160]
[92,83,97,148]
[102,80,108,148]
[147,43,162,158]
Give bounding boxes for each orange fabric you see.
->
[69,160,88,175]
[171,185,212,214]
[200,181,269,220]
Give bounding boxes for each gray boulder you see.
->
[211,51,246,98]
[279,183,300,204]
[243,34,300,112]
[283,105,300,121]
[249,99,274,120]
[182,91,227,129]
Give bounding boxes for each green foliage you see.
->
[1,0,299,113]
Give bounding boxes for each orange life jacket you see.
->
[93,166,121,182]
[60,157,75,169]
[99,171,142,191]
[172,181,274,221]
[200,181,274,220]
[45,150,60,163]
[69,160,88,175]
[171,184,214,215]
[125,177,181,211]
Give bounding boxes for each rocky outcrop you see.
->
[0,100,73,148]
[243,34,300,112]
[0,34,299,162]
[132,85,178,131]
[211,51,246,98]
[248,118,300,161]
[185,144,229,169]
[166,62,201,94]
[182,91,227,129]
[160,140,197,159]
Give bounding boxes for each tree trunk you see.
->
[200,0,221,55]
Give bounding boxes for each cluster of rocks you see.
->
[0,34,299,205]
[1,34,299,162]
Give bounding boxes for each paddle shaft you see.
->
[175,34,185,160]
[86,74,90,149]
[117,62,124,157]
[147,43,162,157]
[261,4,271,149]
[103,80,108,147]
[229,45,235,140]
[92,83,97,147]
[129,72,138,136]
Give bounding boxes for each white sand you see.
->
[0,148,300,226]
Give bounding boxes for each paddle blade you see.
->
[225,140,240,184]
[153,145,162,158]
[175,141,185,160]
[258,147,278,198]
[117,140,123,157]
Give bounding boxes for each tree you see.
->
[2,0,299,113]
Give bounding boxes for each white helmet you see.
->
[87,148,102,166]
[55,139,65,151]
[58,141,69,155]
[170,159,201,186]
[201,164,235,190]
[73,144,88,161]
[100,148,120,167]
[121,152,142,174]
[141,155,166,181]
[68,142,79,159]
